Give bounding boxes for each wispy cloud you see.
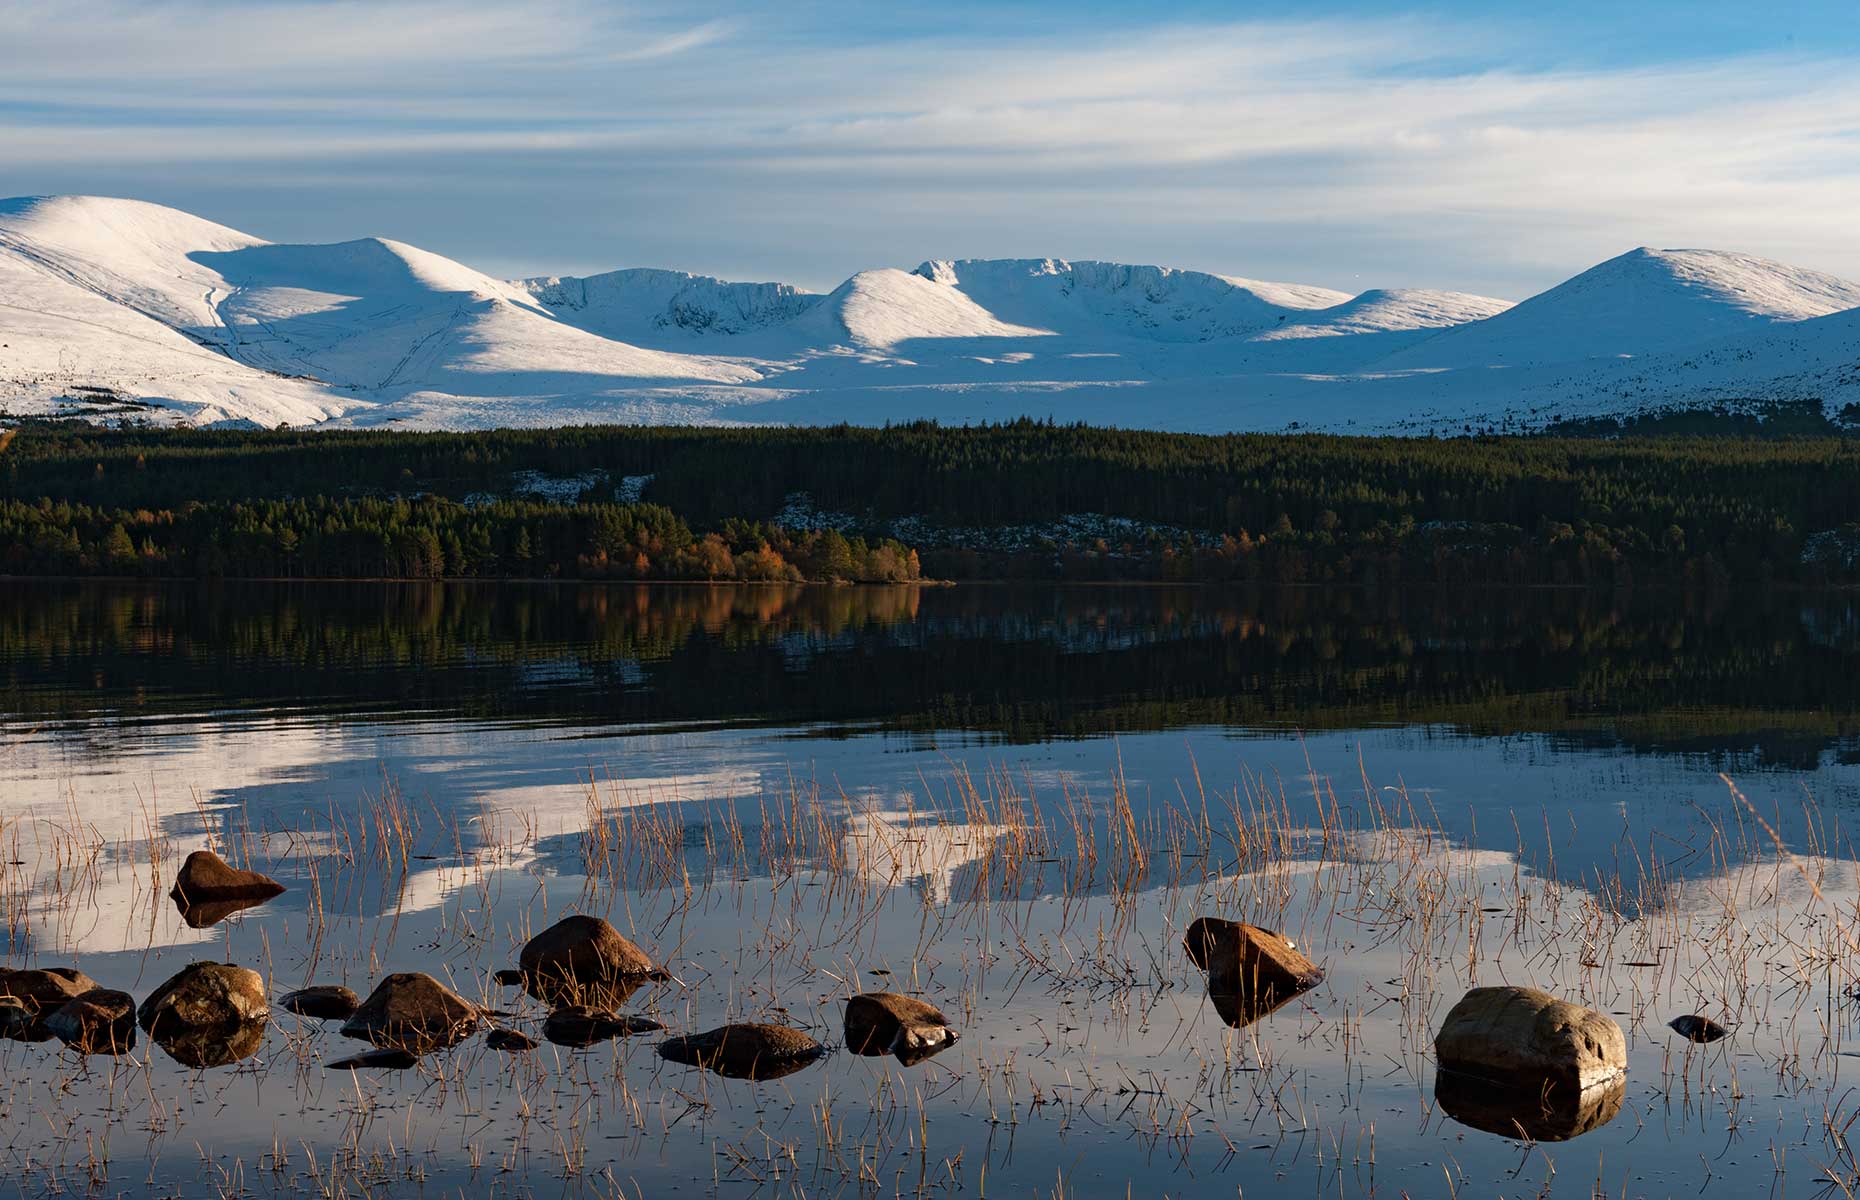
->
[3,2,1858,294]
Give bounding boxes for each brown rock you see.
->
[844,992,958,1061]
[45,988,137,1055]
[339,972,481,1054]
[169,849,285,905]
[486,1028,537,1053]
[659,1022,826,1080]
[542,1005,663,1048]
[1209,985,1302,1029]
[1435,986,1626,1092]
[0,966,98,1015]
[279,985,361,1021]
[1435,1068,1626,1141]
[138,962,269,1034]
[0,995,32,1039]
[1185,918,1323,1000]
[514,915,665,1007]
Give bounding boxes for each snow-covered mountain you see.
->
[2,195,1856,433]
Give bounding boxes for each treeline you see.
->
[0,495,922,582]
[3,419,1860,584]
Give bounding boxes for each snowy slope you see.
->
[2,195,1858,434]
[515,268,820,346]
[1381,247,1860,370]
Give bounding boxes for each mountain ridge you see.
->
[2,195,1856,433]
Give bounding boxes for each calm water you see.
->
[4,580,1860,1198]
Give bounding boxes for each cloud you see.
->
[3,3,1858,293]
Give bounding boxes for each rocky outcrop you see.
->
[1185,918,1323,1004]
[0,967,97,1040]
[45,988,138,1055]
[659,1023,827,1080]
[844,992,958,1063]
[170,849,286,905]
[1435,986,1626,1092]
[1668,1014,1728,1043]
[1435,1067,1626,1141]
[137,962,269,1034]
[513,915,665,1007]
[279,985,361,1021]
[542,1005,663,1048]
[339,973,481,1054]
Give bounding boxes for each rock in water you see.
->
[339,973,481,1054]
[0,996,32,1039]
[659,1023,827,1080]
[542,1005,664,1048]
[1668,1014,1729,1043]
[0,967,97,1040]
[138,962,269,1034]
[1435,986,1626,1092]
[169,850,285,904]
[486,1028,538,1053]
[514,915,665,1007]
[1209,985,1302,1029]
[279,985,361,1021]
[844,992,959,1062]
[1184,917,1324,1000]
[1435,1065,1625,1141]
[45,989,138,1055]
[0,966,98,1010]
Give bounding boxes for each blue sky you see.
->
[3,1,1858,297]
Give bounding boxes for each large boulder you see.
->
[1435,1067,1626,1141]
[339,972,481,1054]
[1435,986,1626,1092]
[169,850,285,905]
[844,992,958,1063]
[514,915,665,1007]
[137,962,269,1034]
[45,988,137,1055]
[1185,918,1323,1000]
[542,1005,663,1048]
[0,966,98,1012]
[279,985,361,1021]
[659,1023,827,1080]
[0,967,97,1040]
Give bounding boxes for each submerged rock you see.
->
[339,973,481,1054]
[542,1005,663,1048]
[512,915,666,1007]
[1184,918,1323,1001]
[658,1023,827,1080]
[1668,1014,1729,1043]
[486,1028,538,1053]
[45,988,138,1055]
[138,962,269,1034]
[169,849,285,905]
[154,1018,268,1069]
[844,992,958,1063]
[1436,1068,1626,1142]
[327,1047,420,1070]
[1435,986,1626,1092]
[279,985,361,1022]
